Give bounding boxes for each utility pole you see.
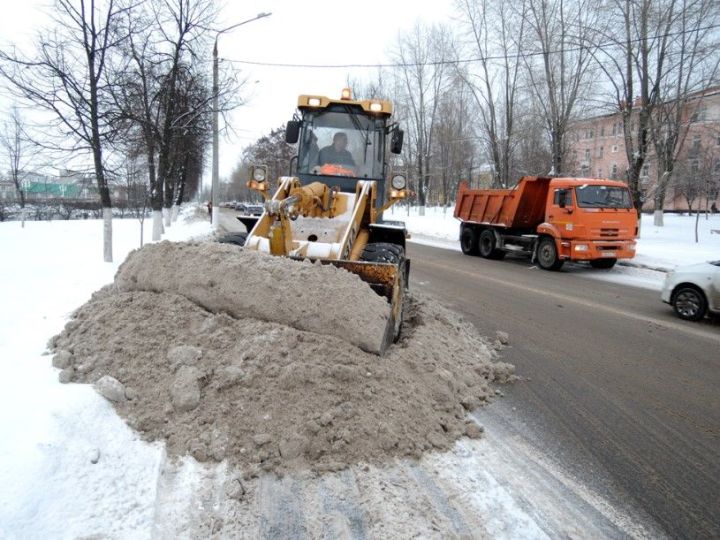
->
[212,12,271,230]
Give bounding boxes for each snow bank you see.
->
[0,209,210,538]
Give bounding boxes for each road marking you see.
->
[418,257,720,344]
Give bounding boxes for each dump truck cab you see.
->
[539,178,637,264]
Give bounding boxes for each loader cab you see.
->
[286,91,404,211]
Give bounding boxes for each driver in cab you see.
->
[318,132,355,167]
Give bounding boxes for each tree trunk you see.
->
[695,208,700,243]
[152,210,163,241]
[653,209,664,227]
[103,207,113,263]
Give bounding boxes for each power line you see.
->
[225,23,720,70]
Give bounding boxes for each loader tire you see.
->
[360,242,404,264]
[360,243,406,342]
[218,232,248,246]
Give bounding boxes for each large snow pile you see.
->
[51,242,514,475]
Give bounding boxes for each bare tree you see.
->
[590,0,680,219]
[522,0,598,175]
[0,107,30,226]
[648,0,720,225]
[0,0,132,262]
[455,0,527,187]
[392,22,454,214]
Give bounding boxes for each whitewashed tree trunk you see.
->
[419,205,426,216]
[152,210,163,241]
[653,209,664,227]
[103,207,113,263]
[21,207,26,228]
[163,207,171,227]
[171,204,180,223]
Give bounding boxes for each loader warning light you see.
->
[341,87,352,100]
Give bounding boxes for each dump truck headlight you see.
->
[574,244,589,252]
[391,174,407,190]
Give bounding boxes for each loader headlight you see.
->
[391,174,407,190]
[253,166,267,182]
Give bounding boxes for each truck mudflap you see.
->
[558,239,636,261]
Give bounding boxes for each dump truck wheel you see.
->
[218,232,248,246]
[478,229,506,260]
[537,237,564,271]
[460,226,479,256]
[590,258,617,269]
[361,243,406,342]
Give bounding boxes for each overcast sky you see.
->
[0,0,456,188]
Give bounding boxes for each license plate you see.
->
[601,252,616,258]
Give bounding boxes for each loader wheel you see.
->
[537,237,564,271]
[360,242,404,263]
[218,232,248,246]
[478,229,506,260]
[590,258,617,269]
[360,243,406,342]
[460,226,479,256]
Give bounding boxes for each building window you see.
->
[690,134,701,156]
[598,146,604,159]
[611,163,618,178]
[600,126,605,137]
[597,168,602,178]
[612,123,618,136]
[612,145,618,153]
[641,164,649,178]
[714,159,720,174]
[690,105,706,123]
[584,149,591,161]
[689,159,700,174]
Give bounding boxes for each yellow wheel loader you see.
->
[220,89,412,355]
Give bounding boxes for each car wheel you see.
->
[672,286,708,321]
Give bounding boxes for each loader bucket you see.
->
[320,259,406,355]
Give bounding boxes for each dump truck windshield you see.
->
[298,110,385,179]
[575,185,633,209]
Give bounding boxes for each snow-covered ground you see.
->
[0,206,667,537]
[0,210,211,538]
[387,205,720,290]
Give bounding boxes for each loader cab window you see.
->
[298,108,385,180]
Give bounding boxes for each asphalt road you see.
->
[408,242,720,540]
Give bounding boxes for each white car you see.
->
[661,261,720,321]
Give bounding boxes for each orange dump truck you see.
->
[454,176,638,270]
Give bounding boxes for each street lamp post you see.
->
[212,12,271,230]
